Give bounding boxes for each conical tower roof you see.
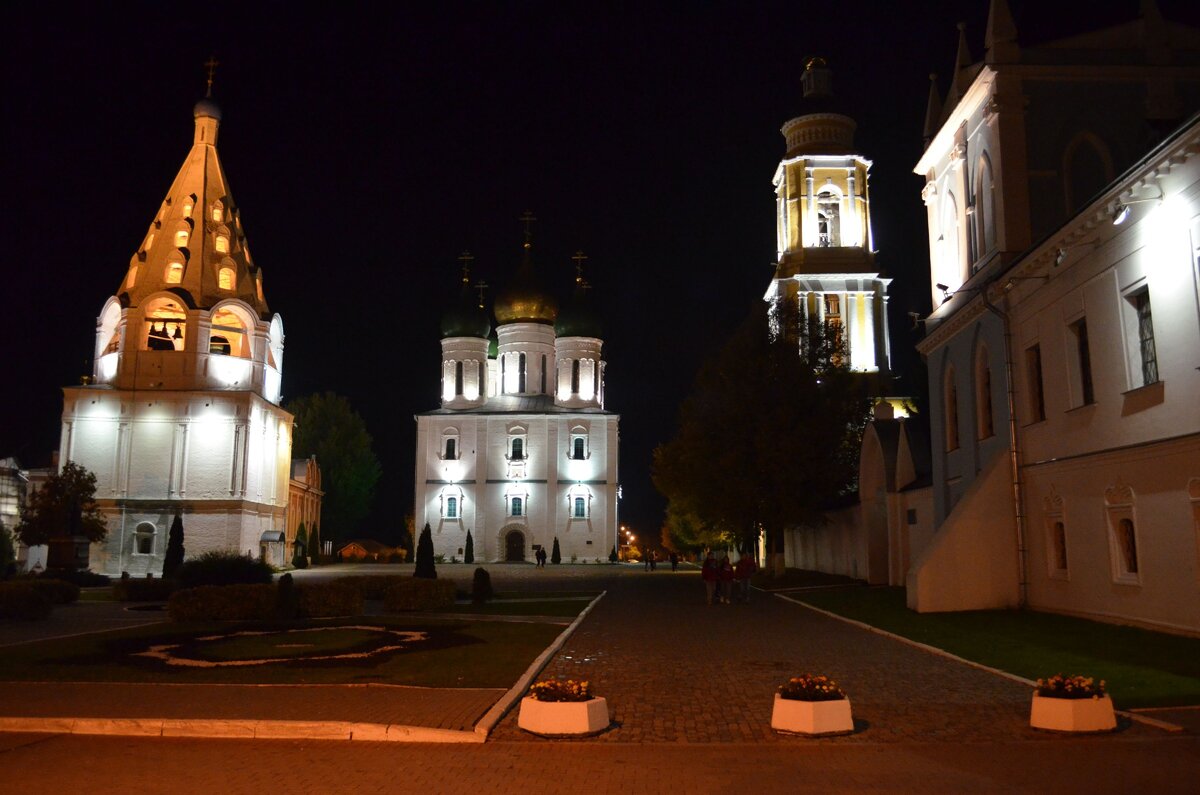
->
[118,94,269,318]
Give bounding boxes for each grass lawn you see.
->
[445,598,594,617]
[798,586,1200,709]
[0,616,561,688]
[78,589,116,602]
[752,568,863,591]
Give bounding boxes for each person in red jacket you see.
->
[718,554,735,604]
[734,553,758,603]
[701,551,719,605]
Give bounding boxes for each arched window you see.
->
[210,307,251,358]
[218,267,235,291]
[573,437,586,460]
[478,361,485,394]
[174,229,190,247]
[134,522,156,555]
[511,437,524,461]
[143,298,187,351]
[1117,518,1138,574]
[445,495,458,519]
[181,196,194,218]
[940,192,960,296]
[573,496,587,519]
[815,188,841,246]
[944,365,959,452]
[511,496,523,516]
[1063,132,1113,215]
[209,335,231,355]
[975,344,994,440]
[212,202,224,223]
[541,354,547,394]
[165,261,184,284]
[500,355,507,394]
[455,361,464,396]
[518,352,527,393]
[445,437,456,459]
[571,360,580,394]
[1052,521,1068,572]
[975,153,996,262]
[215,235,230,254]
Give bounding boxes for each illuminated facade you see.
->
[60,94,293,574]
[414,240,619,563]
[764,58,892,382]
[909,0,1200,633]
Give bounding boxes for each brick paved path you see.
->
[491,568,1156,744]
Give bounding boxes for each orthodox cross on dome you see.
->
[204,56,220,98]
[457,250,475,285]
[571,250,589,285]
[474,279,489,309]
[520,210,537,249]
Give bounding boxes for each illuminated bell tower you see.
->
[765,58,892,379]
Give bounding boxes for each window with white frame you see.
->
[1123,287,1158,388]
[443,433,458,460]
[1104,484,1140,585]
[510,496,524,516]
[134,522,155,555]
[442,493,460,520]
[508,431,526,461]
[1066,317,1094,407]
[570,427,588,461]
[573,496,587,519]
[1044,508,1068,580]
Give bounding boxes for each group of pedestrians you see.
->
[700,551,757,604]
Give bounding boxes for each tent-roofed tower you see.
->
[764,57,893,384]
[59,82,294,575]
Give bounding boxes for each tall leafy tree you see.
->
[287,393,382,543]
[0,520,15,578]
[653,304,868,572]
[414,523,437,579]
[15,461,108,548]
[162,513,185,578]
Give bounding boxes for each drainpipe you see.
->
[981,287,1028,608]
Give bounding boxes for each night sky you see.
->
[7,2,1197,538]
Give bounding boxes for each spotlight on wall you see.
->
[935,282,952,301]
[1055,247,1067,266]
[1111,204,1131,225]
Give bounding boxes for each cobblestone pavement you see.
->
[2,733,1197,794]
[491,568,1160,744]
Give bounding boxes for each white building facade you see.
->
[59,94,293,575]
[909,1,1200,634]
[414,247,620,563]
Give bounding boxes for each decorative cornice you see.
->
[1043,485,1063,515]
[921,181,938,205]
[1104,479,1134,507]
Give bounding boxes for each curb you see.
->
[472,589,607,739]
[776,594,1187,735]
[0,716,483,743]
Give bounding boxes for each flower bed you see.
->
[1030,674,1116,732]
[518,679,609,736]
[771,675,854,736]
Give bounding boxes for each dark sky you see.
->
[6,1,1196,539]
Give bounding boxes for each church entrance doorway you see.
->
[505,530,526,562]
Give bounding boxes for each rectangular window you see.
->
[1045,517,1068,579]
[511,497,523,517]
[1025,344,1045,422]
[573,496,586,519]
[1069,319,1094,406]
[572,436,586,460]
[444,438,456,460]
[445,496,458,519]
[1106,507,1141,585]
[510,437,524,460]
[1131,290,1158,387]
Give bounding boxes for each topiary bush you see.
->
[174,551,274,590]
[331,575,407,601]
[296,581,364,618]
[276,573,298,620]
[414,523,436,579]
[551,537,562,564]
[112,577,175,602]
[27,577,80,604]
[162,514,185,579]
[464,530,475,565]
[167,584,276,622]
[0,582,53,620]
[382,578,456,612]
[471,567,493,603]
[609,546,618,563]
[40,569,110,587]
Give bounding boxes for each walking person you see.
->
[718,554,735,604]
[669,551,679,572]
[734,552,757,603]
[701,552,718,605]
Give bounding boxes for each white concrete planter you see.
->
[517,696,609,736]
[770,693,854,736]
[1029,694,1116,733]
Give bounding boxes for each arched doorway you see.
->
[505,529,526,562]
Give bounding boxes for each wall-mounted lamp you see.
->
[1054,247,1067,266]
[935,282,952,301]
[1111,189,1165,225]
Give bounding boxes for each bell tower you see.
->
[766,58,892,379]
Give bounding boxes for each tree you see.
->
[309,523,321,560]
[608,546,618,563]
[653,304,868,573]
[551,536,561,564]
[15,461,108,551]
[414,523,436,579]
[287,393,382,544]
[0,520,15,578]
[464,529,474,564]
[292,523,308,569]
[162,514,185,578]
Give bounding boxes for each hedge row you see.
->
[113,577,176,602]
[27,578,81,605]
[330,575,414,601]
[382,578,456,612]
[168,584,276,622]
[296,582,363,618]
[0,582,54,620]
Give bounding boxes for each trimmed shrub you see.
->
[609,546,618,563]
[331,575,407,601]
[168,584,275,622]
[175,551,274,590]
[296,581,364,618]
[464,530,475,565]
[0,582,53,620]
[28,578,80,604]
[387,550,407,564]
[382,578,456,612]
[292,523,308,570]
[113,577,175,602]
[40,569,110,587]
[551,537,562,564]
[414,523,436,579]
[162,514,185,579]
[276,573,298,620]
[471,567,493,603]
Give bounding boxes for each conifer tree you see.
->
[292,523,308,569]
[551,536,562,564]
[414,523,437,579]
[162,514,185,579]
[464,529,474,564]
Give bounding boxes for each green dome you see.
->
[440,287,490,339]
[555,285,603,338]
[487,330,499,358]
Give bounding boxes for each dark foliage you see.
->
[14,461,108,549]
[609,546,618,563]
[39,568,110,587]
[167,584,276,622]
[113,577,175,602]
[551,537,562,564]
[162,514,185,579]
[382,578,456,611]
[276,572,298,619]
[0,582,53,620]
[414,523,437,579]
[174,551,274,590]
[471,567,493,603]
[464,529,475,565]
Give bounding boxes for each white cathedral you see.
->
[413,238,620,563]
[59,92,294,575]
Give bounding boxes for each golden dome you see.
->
[494,244,558,325]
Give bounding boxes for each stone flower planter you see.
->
[517,696,609,736]
[770,693,854,736]
[1029,694,1116,733]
